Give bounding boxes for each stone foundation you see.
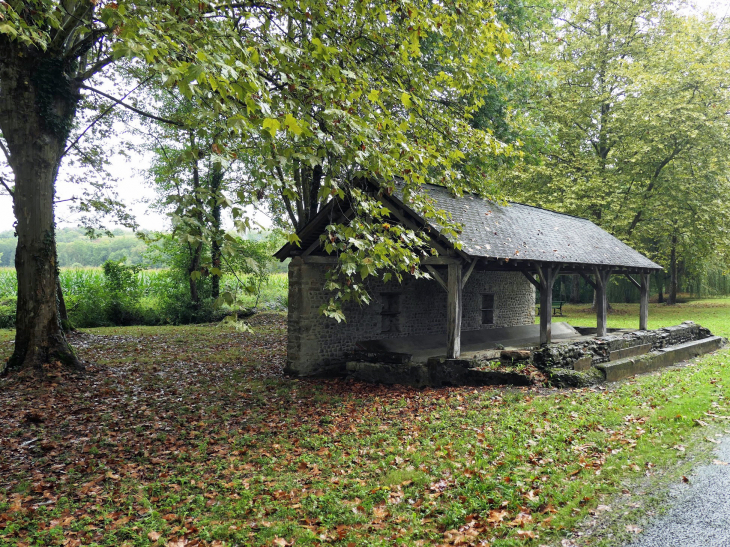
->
[345,323,725,388]
[532,321,714,371]
[346,358,534,388]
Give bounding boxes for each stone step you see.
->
[594,336,725,382]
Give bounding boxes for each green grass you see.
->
[541,298,730,338]
[1,300,729,546]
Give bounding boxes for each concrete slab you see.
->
[594,336,725,382]
[356,322,584,362]
[609,343,652,361]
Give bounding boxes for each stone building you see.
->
[275,180,663,377]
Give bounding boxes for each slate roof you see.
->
[394,183,662,271]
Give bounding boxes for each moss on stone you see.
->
[548,367,604,388]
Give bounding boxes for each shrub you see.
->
[102,260,144,325]
[0,295,16,329]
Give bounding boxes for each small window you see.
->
[481,293,495,325]
[381,293,401,333]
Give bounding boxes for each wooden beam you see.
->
[461,258,478,289]
[521,270,540,290]
[381,200,449,255]
[301,237,323,257]
[421,256,461,265]
[640,273,650,331]
[579,272,597,290]
[302,255,338,264]
[594,268,612,337]
[425,265,447,292]
[536,264,561,346]
[624,274,641,290]
[446,261,463,359]
[302,208,353,257]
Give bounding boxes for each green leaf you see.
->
[263,118,281,137]
[284,113,303,135]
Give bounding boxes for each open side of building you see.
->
[275,179,663,377]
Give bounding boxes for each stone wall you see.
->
[533,321,713,371]
[286,257,536,376]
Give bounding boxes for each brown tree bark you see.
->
[209,163,224,299]
[187,133,203,305]
[667,234,678,305]
[280,161,326,231]
[657,274,665,303]
[569,275,581,304]
[0,45,81,374]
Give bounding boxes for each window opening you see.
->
[481,293,495,325]
[381,293,401,333]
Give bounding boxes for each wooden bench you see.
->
[536,301,565,316]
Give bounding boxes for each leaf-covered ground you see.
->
[1,301,730,547]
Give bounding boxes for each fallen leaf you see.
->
[487,509,509,525]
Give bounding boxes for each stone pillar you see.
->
[640,273,650,331]
[284,257,322,376]
[446,261,463,359]
[284,257,305,375]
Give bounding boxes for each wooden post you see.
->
[595,268,611,337]
[640,273,650,331]
[536,264,560,346]
[446,261,463,359]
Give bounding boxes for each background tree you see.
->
[504,0,730,303]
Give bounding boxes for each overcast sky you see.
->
[0,0,726,235]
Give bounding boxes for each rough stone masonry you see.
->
[285,257,536,376]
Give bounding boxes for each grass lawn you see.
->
[542,298,730,337]
[0,299,729,547]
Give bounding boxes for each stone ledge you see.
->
[609,343,651,361]
[594,336,726,382]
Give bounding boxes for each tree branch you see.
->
[0,139,10,165]
[76,55,116,82]
[0,176,14,198]
[63,77,154,158]
[79,84,184,127]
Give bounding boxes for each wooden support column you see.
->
[640,273,650,331]
[536,264,560,346]
[446,261,463,359]
[594,268,612,337]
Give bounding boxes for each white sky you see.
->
[0,0,726,235]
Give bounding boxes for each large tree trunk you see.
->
[187,133,203,305]
[569,275,581,304]
[0,46,80,374]
[209,163,223,299]
[667,234,678,305]
[57,278,74,333]
[656,272,665,303]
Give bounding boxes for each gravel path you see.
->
[625,437,730,547]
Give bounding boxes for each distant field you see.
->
[0,267,287,302]
[0,267,288,328]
